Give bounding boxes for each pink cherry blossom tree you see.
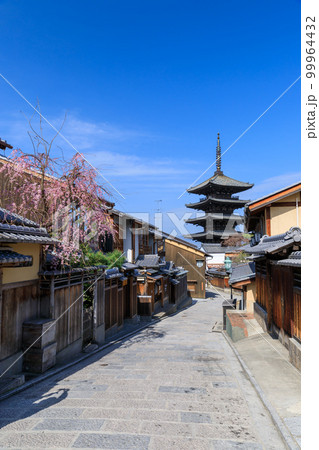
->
[0,108,114,265]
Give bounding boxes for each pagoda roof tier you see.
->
[187,173,254,195]
[185,196,249,211]
[184,230,242,243]
[185,213,243,226]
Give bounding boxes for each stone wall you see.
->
[288,337,301,371]
[253,302,268,332]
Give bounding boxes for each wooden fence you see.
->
[292,268,301,341]
[1,264,186,376]
[207,273,229,290]
[105,275,126,331]
[39,267,138,357]
[171,271,188,304]
[293,287,301,341]
[255,262,301,342]
[0,279,40,364]
[40,269,85,354]
[137,271,188,316]
[255,261,268,312]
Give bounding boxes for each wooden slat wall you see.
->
[163,276,170,303]
[54,282,82,353]
[117,284,124,327]
[282,267,293,336]
[256,273,267,310]
[0,281,40,360]
[110,281,118,327]
[69,284,82,345]
[255,261,271,317]
[131,277,137,317]
[105,281,111,330]
[121,278,137,321]
[164,240,205,298]
[1,270,140,366]
[96,278,105,327]
[174,274,188,304]
[124,283,129,318]
[55,287,66,352]
[105,278,126,330]
[104,283,111,330]
[113,223,124,252]
[270,265,300,340]
[293,288,301,340]
[271,265,282,330]
[209,277,226,289]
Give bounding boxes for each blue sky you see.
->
[0,0,300,238]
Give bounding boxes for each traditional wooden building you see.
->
[228,262,256,313]
[185,133,253,247]
[243,227,301,369]
[0,151,57,225]
[102,210,161,262]
[131,254,189,317]
[203,243,242,269]
[164,236,206,298]
[0,207,59,376]
[245,182,301,239]
[0,138,13,152]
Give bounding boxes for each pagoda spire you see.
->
[185,131,253,244]
[215,132,222,174]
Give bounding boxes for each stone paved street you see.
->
[0,293,286,449]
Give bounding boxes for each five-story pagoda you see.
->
[185,133,253,244]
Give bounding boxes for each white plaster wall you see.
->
[123,224,133,262]
[206,253,225,268]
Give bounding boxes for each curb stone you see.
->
[222,330,300,450]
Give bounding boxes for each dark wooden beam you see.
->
[265,207,271,236]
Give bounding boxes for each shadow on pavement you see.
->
[0,310,186,429]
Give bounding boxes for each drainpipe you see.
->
[296,197,299,227]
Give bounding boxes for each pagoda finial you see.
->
[215,132,222,174]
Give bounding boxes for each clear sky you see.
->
[0,0,301,239]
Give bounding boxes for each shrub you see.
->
[75,244,125,269]
[75,245,125,308]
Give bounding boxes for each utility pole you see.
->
[155,200,162,213]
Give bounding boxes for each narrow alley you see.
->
[0,293,286,449]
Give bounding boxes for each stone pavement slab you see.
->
[233,332,301,448]
[0,294,286,449]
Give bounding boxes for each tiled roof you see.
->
[242,227,301,255]
[0,248,33,266]
[163,234,205,253]
[135,254,161,269]
[185,213,243,225]
[202,244,242,254]
[187,174,253,194]
[105,267,123,279]
[0,208,39,227]
[0,207,59,245]
[206,267,227,277]
[185,230,242,243]
[274,251,301,268]
[245,181,301,207]
[160,261,180,276]
[186,196,249,210]
[229,262,256,285]
[121,262,139,271]
[186,230,241,238]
